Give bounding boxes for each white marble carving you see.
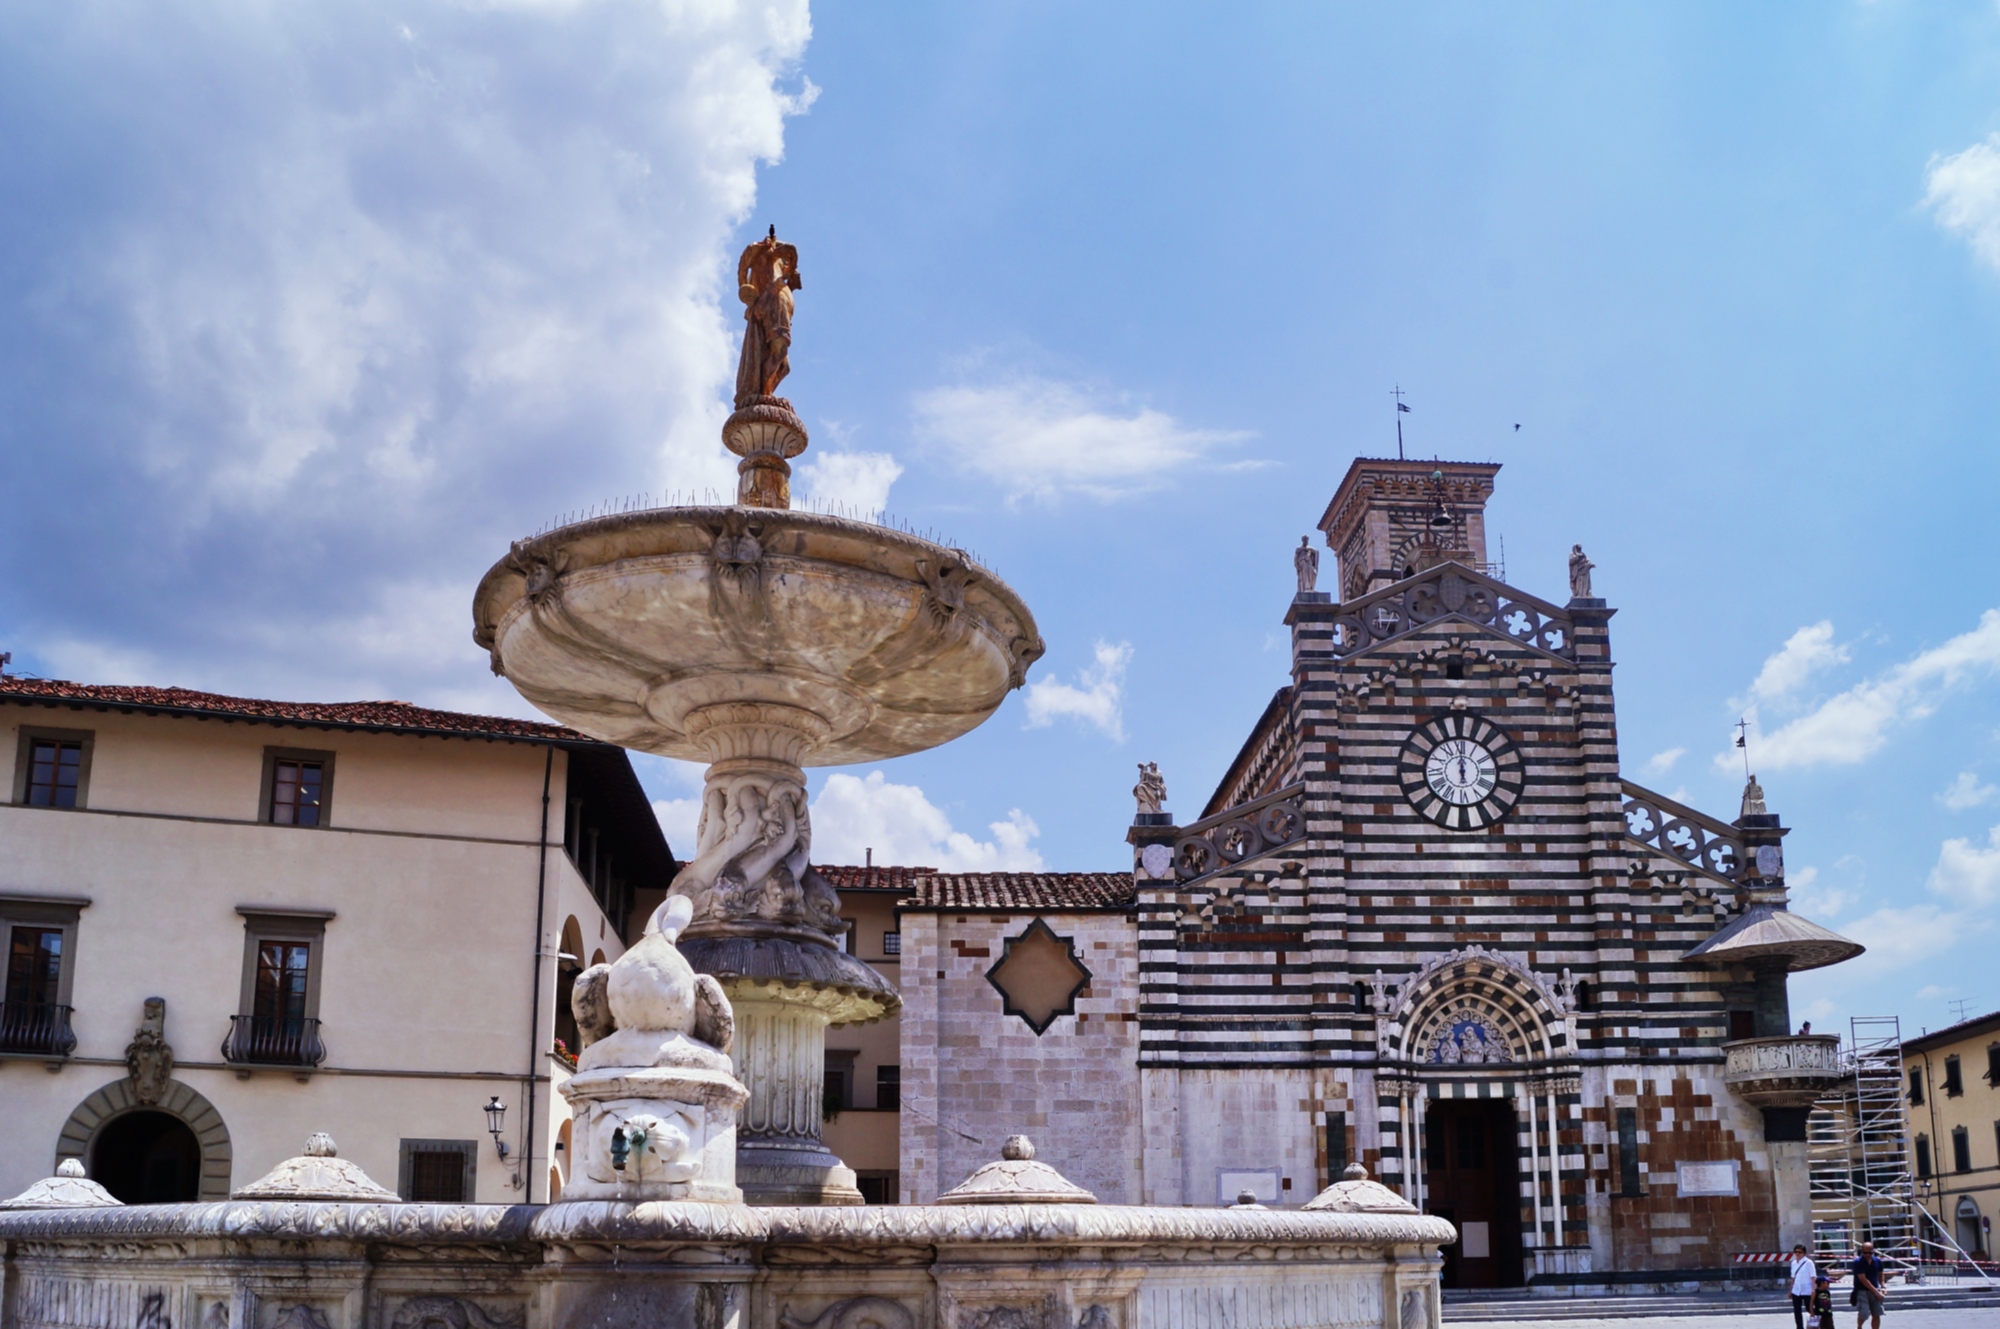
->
[232,1134,400,1202]
[0,1158,121,1209]
[560,895,748,1202]
[937,1136,1097,1205]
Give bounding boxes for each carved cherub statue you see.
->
[1133,762,1167,815]
[571,895,734,1069]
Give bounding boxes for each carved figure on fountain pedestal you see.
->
[735,228,801,408]
[562,895,748,1202]
[666,769,842,942]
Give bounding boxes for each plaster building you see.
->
[0,678,670,1207]
[819,455,1865,1290]
[1904,1010,2000,1259]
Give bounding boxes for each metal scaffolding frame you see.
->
[1807,1016,1996,1285]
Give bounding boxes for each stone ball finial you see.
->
[57,1159,85,1178]
[1344,1162,1367,1181]
[1001,1135,1034,1161]
[304,1133,337,1158]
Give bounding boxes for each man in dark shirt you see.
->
[1850,1241,1887,1328]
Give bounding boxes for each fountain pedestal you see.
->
[474,230,1043,1203]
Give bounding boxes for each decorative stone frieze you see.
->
[1721,1034,1845,1107]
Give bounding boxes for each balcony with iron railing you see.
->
[0,1001,77,1058]
[1723,1033,1845,1107]
[221,1014,326,1070]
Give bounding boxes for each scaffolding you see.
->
[1807,1016,1996,1285]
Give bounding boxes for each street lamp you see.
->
[484,1095,510,1160]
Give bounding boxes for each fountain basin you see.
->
[473,507,1043,766]
[0,1200,1454,1329]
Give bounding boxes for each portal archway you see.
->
[92,1111,201,1203]
[56,1077,232,1201]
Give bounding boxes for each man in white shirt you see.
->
[1789,1243,1817,1329]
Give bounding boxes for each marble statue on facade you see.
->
[124,997,173,1105]
[1294,536,1319,594]
[562,894,748,1202]
[1568,543,1594,599]
[1133,762,1167,816]
[735,226,802,408]
[1741,773,1767,818]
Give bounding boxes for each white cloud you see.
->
[808,772,1044,871]
[1916,984,1950,1001]
[1022,640,1131,740]
[794,450,903,518]
[1835,902,1972,976]
[1644,747,1686,777]
[1748,621,1848,705]
[643,757,711,858]
[0,1,812,704]
[912,377,1251,504]
[1939,771,1999,811]
[1720,610,2000,771]
[1785,865,1850,922]
[1926,133,2000,272]
[1928,823,2000,907]
[652,796,704,855]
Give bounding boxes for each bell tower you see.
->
[1316,458,1501,602]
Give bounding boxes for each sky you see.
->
[4,2,2000,1036]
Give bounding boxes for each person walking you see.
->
[1851,1240,1888,1329]
[1809,1275,1835,1329]
[1788,1243,1818,1329]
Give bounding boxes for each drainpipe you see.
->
[522,743,554,1199]
[1919,1048,1943,1252]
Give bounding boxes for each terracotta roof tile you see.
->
[815,865,1134,912]
[0,677,587,743]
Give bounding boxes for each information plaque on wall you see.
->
[1675,1160,1739,1197]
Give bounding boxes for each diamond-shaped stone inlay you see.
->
[984,919,1091,1036]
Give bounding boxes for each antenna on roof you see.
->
[1391,386,1410,460]
[1949,998,1972,1023]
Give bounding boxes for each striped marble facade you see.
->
[1131,466,1784,1279]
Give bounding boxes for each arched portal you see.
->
[1378,948,1579,1290]
[92,1111,200,1203]
[56,1077,232,1201]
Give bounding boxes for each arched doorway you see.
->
[92,1110,201,1203]
[56,1076,233,1200]
[1385,947,1575,1290]
[1959,1196,1985,1259]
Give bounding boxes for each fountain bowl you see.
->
[473,507,1043,766]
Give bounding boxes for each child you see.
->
[1807,1274,1835,1329]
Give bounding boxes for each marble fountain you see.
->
[0,231,1453,1329]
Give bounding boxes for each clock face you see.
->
[1398,714,1524,830]
[1426,738,1498,804]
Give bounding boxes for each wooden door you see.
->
[1424,1099,1524,1288]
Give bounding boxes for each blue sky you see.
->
[4,2,2000,1035]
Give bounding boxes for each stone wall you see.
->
[0,1200,1453,1329]
[898,910,1141,1204]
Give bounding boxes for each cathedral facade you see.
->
[869,456,1862,1289]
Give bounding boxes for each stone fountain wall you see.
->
[0,1202,1448,1329]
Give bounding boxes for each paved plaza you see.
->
[1485,1315,1986,1329]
